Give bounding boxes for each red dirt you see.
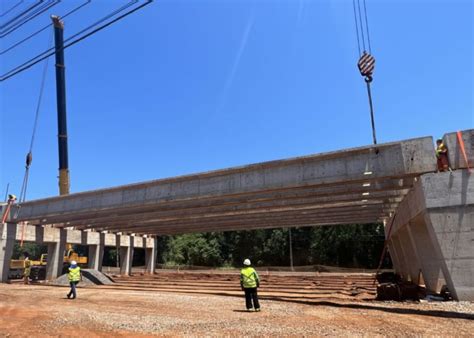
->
[1,271,473,336]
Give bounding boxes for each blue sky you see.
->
[1,0,473,200]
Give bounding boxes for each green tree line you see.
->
[156,223,389,269]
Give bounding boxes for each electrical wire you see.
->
[0,0,42,30]
[1,0,138,80]
[0,0,24,18]
[1,0,152,82]
[0,0,60,38]
[1,0,91,56]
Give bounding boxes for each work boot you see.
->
[255,308,261,312]
[246,308,252,312]
[66,294,71,299]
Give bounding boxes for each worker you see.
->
[23,252,31,285]
[66,260,82,299]
[240,258,261,312]
[435,139,450,172]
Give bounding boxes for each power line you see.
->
[0,0,153,82]
[0,0,24,18]
[1,0,91,56]
[0,0,60,38]
[0,0,42,30]
[1,0,138,79]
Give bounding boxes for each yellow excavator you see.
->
[9,244,87,280]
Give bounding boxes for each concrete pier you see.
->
[0,223,156,281]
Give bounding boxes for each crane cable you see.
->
[352,0,377,146]
[16,32,52,246]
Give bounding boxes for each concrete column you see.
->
[0,223,16,282]
[88,233,105,271]
[46,229,67,280]
[145,237,157,274]
[119,236,134,276]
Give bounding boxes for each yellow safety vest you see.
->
[24,260,31,276]
[68,267,81,282]
[436,143,447,157]
[240,267,259,288]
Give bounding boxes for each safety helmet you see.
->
[70,260,77,266]
[243,259,251,266]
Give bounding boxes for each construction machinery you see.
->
[9,244,87,280]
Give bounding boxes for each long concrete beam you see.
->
[443,129,473,170]
[7,136,436,235]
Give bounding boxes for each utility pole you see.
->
[288,228,294,271]
[52,15,70,195]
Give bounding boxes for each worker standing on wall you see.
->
[436,139,450,172]
[240,259,261,312]
[66,260,82,299]
[23,253,31,285]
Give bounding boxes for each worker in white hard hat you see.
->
[66,260,82,299]
[240,258,261,312]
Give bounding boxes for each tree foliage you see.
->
[10,223,389,269]
[158,223,388,269]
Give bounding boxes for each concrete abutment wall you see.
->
[387,169,473,300]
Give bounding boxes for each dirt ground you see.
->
[1,272,473,337]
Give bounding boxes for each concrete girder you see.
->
[10,136,436,234]
[443,129,473,170]
[14,179,412,227]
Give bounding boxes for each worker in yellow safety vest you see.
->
[23,253,31,285]
[66,260,82,299]
[435,139,450,172]
[240,259,261,312]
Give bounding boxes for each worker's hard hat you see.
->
[8,194,17,201]
[243,259,251,266]
[70,260,77,266]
